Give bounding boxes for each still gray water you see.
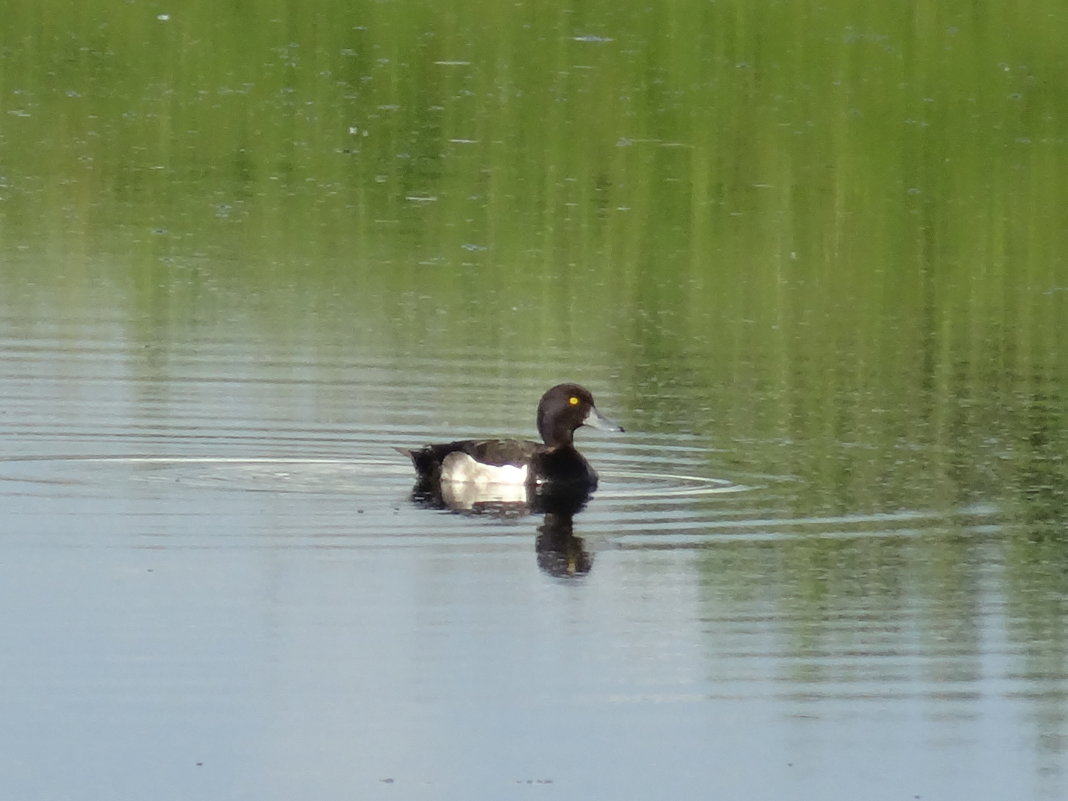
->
[2,313,1066,801]
[3,1,1068,799]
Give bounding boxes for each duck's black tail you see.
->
[394,445,437,477]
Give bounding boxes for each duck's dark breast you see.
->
[531,446,599,487]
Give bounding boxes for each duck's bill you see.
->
[584,405,624,433]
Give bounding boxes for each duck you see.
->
[398,383,623,489]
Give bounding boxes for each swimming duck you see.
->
[398,383,623,489]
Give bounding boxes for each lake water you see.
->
[2,2,1068,800]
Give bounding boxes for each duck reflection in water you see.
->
[535,501,594,578]
[397,383,623,577]
[407,477,596,577]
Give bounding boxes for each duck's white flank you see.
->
[440,479,529,510]
[440,451,529,486]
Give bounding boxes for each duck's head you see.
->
[536,383,624,447]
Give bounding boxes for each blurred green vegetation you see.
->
[1,0,1065,521]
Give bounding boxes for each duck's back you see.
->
[402,438,539,479]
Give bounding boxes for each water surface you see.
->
[2,2,1067,800]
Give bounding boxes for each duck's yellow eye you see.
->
[569,396,580,406]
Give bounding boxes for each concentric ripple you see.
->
[0,455,750,500]
[0,455,409,495]
[0,453,1002,550]
[597,469,751,499]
